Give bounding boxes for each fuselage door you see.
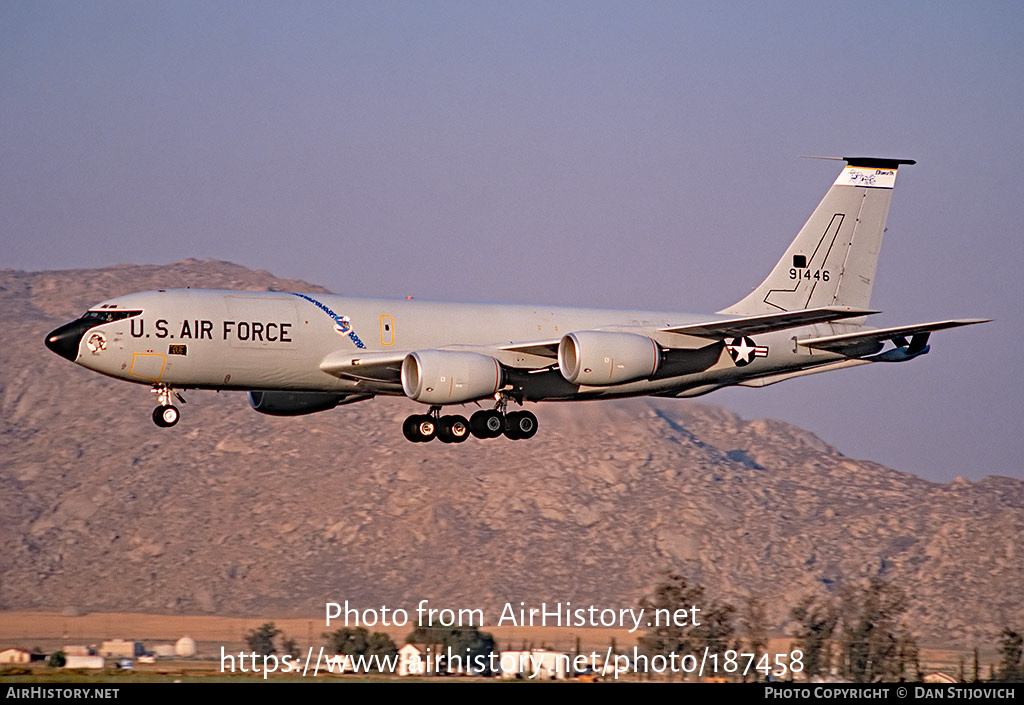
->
[380,314,394,346]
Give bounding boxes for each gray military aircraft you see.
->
[45,157,987,443]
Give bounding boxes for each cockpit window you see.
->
[82,309,143,323]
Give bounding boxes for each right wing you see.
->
[798,319,990,355]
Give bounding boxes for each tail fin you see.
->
[722,157,915,316]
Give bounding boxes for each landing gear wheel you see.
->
[153,405,179,428]
[470,409,504,439]
[414,415,436,443]
[402,412,440,442]
[438,415,471,444]
[402,415,420,442]
[504,410,537,440]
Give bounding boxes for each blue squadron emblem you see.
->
[291,293,367,349]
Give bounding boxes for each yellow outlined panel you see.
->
[380,315,394,346]
[129,353,166,381]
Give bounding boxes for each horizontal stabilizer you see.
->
[661,306,877,339]
[798,319,990,353]
[841,156,916,170]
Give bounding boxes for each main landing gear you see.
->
[151,385,184,428]
[402,397,538,443]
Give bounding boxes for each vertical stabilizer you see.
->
[722,157,915,316]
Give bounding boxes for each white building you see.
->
[99,640,143,658]
[152,644,176,658]
[65,655,105,670]
[397,643,445,677]
[0,648,30,664]
[174,636,197,657]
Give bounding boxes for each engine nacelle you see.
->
[247,391,347,416]
[558,331,661,386]
[401,350,503,405]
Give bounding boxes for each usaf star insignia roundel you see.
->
[726,336,769,366]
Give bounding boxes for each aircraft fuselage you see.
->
[47,288,839,400]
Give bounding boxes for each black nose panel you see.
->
[45,319,94,362]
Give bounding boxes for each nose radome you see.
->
[45,319,92,362]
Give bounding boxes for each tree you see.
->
[245,622,281,656]
[405,622,495,675]
[281,634,299,659]
[741,596,769,681]
[692,601,737,657]
[47,650,66,668]
[638,572,734,680]
[322,627,396,672]
[447,627,495,673]
[835,577,913,683]
[325,626,370,656]
[638,572,705,670]
[366,632,398,661]
[791,594,838,681]
[998,628,1023,682]
[896,632,921,682]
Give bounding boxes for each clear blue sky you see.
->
[3,1,1022,481]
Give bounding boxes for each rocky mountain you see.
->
[0,261,1020,646]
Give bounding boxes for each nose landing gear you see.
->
[153,404,180,427]
[151,385,185,427]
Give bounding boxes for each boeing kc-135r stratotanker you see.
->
[46,157,987,443]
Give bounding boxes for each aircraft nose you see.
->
[45,319,92,362]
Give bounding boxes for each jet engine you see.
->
[558,331,661,386]
[247,391,350,416]
[401,350,504,405]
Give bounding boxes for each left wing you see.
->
[659,306,877,339]
[318,343,564,384]
[499,340,560,358]
[319,350,406,384]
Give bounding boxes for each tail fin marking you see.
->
[722,157,915,316]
